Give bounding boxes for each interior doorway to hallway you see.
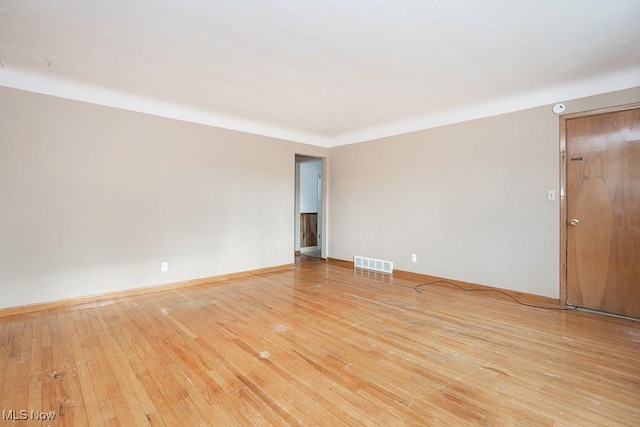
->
[295,155,324,259]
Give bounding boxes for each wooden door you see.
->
[300,213,317,247]
[565,107,640,317]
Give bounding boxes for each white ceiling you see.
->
[1,1,639,147]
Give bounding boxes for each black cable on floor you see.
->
[413,280,577,311]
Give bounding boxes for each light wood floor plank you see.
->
[0,317,25,420]
[1,256,639,425]
[26,313,44,425]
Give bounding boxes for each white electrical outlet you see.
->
[411,254,417,263]
[161,262,168,272]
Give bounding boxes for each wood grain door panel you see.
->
[566,107,640,317]
[301,213,317,248]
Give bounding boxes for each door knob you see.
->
[569,218,580,226]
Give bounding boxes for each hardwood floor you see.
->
[1,257,639,426]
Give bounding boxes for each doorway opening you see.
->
[295,155,325,259]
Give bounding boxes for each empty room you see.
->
[1,1,639,425]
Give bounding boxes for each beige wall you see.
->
[328,87,640,298]
[0,87,327,309]
[2,85,638,309]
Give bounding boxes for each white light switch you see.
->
[547,190,556,201]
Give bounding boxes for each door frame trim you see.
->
[294,154,327,259]
[559,102,640,307]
